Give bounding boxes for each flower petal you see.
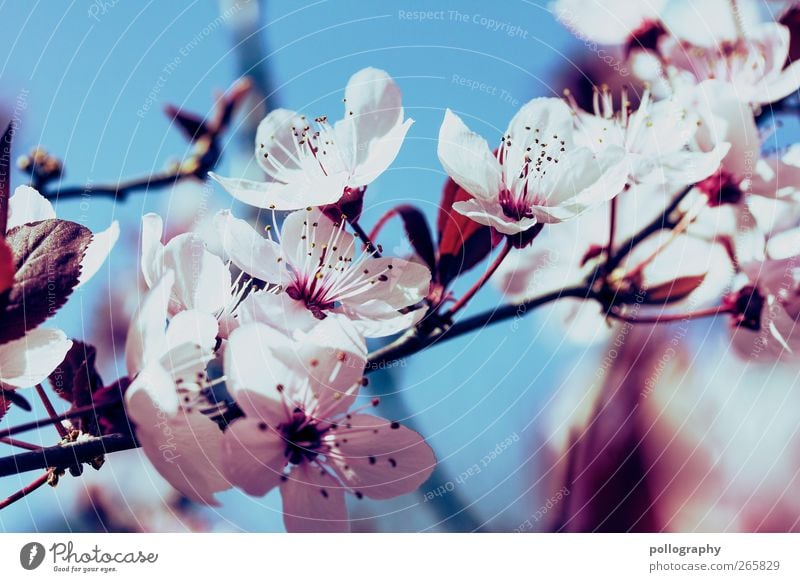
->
[236,289,318,334]
[76,221,119,289]
[437,109,502,201]
[326,414,435,500]
[209,172,347,211]
[254,109,309,181]
[281,464,348,532]
[7,185,55,229]
[222,417,287,497]
[0,328,72,388]
[214,210,287,284]
[126,271,173,377]
[349,118,413,187]
[452,198,538,235]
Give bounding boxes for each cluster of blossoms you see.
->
[3,0,800,533]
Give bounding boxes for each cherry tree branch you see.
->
[31,79,252,201]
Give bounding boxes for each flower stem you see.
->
[35,384,68,439]
[444,239,513,318]
[0,471,50,510]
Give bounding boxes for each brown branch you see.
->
[34,78,252,200]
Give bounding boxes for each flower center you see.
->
[280,409,326,465]
[496,127,567,220]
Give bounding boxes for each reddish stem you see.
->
[445,240,512,318]
[35,384,67,438]
[368,208,398,242]
[608,305,733,324]
[0,437,41,451]
[0,471,50,510]
[608,196,617,257]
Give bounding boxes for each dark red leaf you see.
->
[436,178,501,288]
[0,219,92,344]
[641,274,707,305]
[374,205,436,271]
[0,238,13,294]
[0,390,9,422]
[0,121,13,235]
[49,341,113,436]
[92,378,131,436]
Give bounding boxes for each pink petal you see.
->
[223,418,287,496]
[326,414,436,500]
[281,464,349,532]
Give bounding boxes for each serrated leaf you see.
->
[0,219,92,344]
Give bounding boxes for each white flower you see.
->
[570,87,729,186]
[140,213,245,336]
[215,208,430,339]
[437,98,629,235]
[124,271,230,505]
[661,22,800,106]
[222,319,435,532]
[211,68,413,210]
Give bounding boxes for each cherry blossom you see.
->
[222,318,435,532]
[210,67,412,210]
[437,98,629,235]
[570,86,729,187]
[215,208,430,338]
[124,270,229,505]
[661,23,800,106]
[139,213,242,333]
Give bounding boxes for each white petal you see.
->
[0,328,72,388]
[76,221,119,289]
[125,271,173,376]
[349,118,413,187]
[452,198,538,235]
[214,210,287,284]
[437,109,502,200]
[7,185,55,229]
[254,109,309,181]
[210,171,348,211]
[236,290,318,334]
[140,213,165,289]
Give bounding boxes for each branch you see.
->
[367,285,594,370]
[32,78,252,200]
[604,185,693,273]
[0,433,135,479]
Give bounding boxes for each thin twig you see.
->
[35,384,68,439]
[444,239,513,318]
[0,471,50,510]
[0,437,41,451]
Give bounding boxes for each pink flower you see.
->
[222,319,436,532]
[215,208,430,338]
[211,68,412,211]
[437,98,629,235]
[553,0,666,45]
